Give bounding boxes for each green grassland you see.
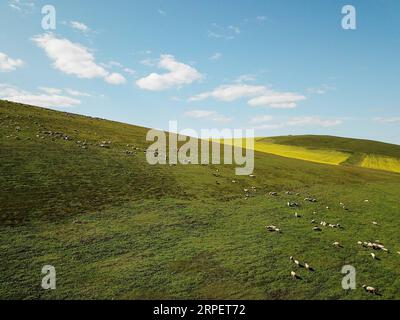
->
[225,138,351,166]
[1,100,400,300]
[225,136,400,173]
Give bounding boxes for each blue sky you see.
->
[1,0,400,144]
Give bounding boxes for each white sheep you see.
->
[332,241,341,247]
[370,253,376,259]
[289,256,300,266]
[304,263,312,270]
[362,285,378,294]
[291,271,298,279]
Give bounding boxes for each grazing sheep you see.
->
[370,253,376,259]
[362,285,378,295]
[311,219,316,224]
[364,200,369,203]
[304,263,312,271]
[313,227,322,231]
[294,212,300,218]
[244,188,249,193]
[332,241,341,247]
[397,251,400,255]
[249,174,256,178]
[266,225,281,233]
[294,259,300,266]
[232,180,237,183]
[287,201,299,208]
[357,241,363,246]
[269,192,278,196]
[291,271,299,279]
[372,221,379,226]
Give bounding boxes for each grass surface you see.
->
[226,138,350,165]
[361,155,400,173]
[1,100,400,300]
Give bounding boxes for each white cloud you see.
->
[158,9,166,15]
[235,74,257,83]
[249,115,343,130]
[0,83,81,108]
[39,87,62,95]
[101,60,123,69]
[64,88,91,97]
[210,52,222,61]
[105,72,126,85]
[189,84,266,102]
[208,23,240,40]
[286,116,342,127]
[374,117,400,124]
[40,87,91,97]
[70,21,90,33]
[249,115,274,124]
[307,84,336,95]
[184,109,232,123]
[101,60,135,76]
[123,68,136,75]
[136,54,203,91]
[8,0,34,13]
[140,58,158,67]
[32,33,125,85]
[0,52,24,72]
[190,83,306,108]
[248,92,306,109]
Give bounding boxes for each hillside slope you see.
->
[224,135,400,173]
[1,100,400,300]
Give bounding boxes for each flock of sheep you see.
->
[223,172,399,297]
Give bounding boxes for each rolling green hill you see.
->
[262,135,400,172]
[225,136,400,173]
[1,99,400,300]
